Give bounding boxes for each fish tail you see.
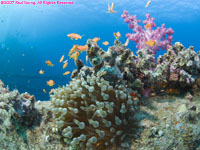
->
[81,34,85,38]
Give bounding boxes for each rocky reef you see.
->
[0,79,200,150]
[49,37,200,150]
[1,11,200,150]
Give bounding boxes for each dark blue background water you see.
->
[0,0,199,100]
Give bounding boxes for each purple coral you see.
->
[121,10,174,53]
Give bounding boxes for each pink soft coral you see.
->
[121,10,174,53]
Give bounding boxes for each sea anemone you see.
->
[50,73,138,150]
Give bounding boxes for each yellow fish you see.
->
[67,33,83,40]
[108,2,116,13]
[124,39,129,47]
[102,41,109,46]
[47,80,55,87]
[145,40,156,47]
[60,55,64,63]
[39,70,44,74]
[114,32,121,39]
[63,61,68,69]
[144,23,151,29]
[69,45,78,55]
[45,60,54,67]
[43,89,47,93]
[63,71,70,76]
[70,51,80,62]
[92,37,100,43]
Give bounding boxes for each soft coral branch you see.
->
[122,10,174,53]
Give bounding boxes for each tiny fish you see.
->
[114,32,121,39]
[124,39,129,47]
[45,60,54,67]
[145,40,156,47]
[102,41,109,46]
[63,71,70,76]
[92,37,100,43]
[49,89,54,94]
[108,2,116,13]
[145,1,151,8]
[86,55,88,63]
[47,80,55,87]
[63,61,68,69]
[69,45,78,55]
[70,51,80,62]
[144,23,151,29]
[43,89,47,93]
[77,45,88,52]
[67,33,83,40]
[63,59,68,64]
[130,92,138,100]
[39,70,44,74]
[60,55,64,63]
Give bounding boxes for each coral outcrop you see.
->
[51,37,200,150]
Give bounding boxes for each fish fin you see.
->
[111,2,114,9]
[108,3,110,10]
[81,34,85,38]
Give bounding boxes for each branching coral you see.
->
[50,74,138,149]
[121,10,174,53]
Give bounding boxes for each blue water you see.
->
[0,0,199,100]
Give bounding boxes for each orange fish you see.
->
[167,44,172,49]
[47,80,55,87]
[130,92,138,100]
[63,71,70,76]
[67,33,83,40]
[60,55,64,63]
[124,39,129,47]
[45,60,54,67]
[102,41,109,46]
[69,45,78,55]
[108,2,116,13]
[39,70,44,74]
[77,45,88,52]
[43,89,47,93]
[63,61,68,69]
[114,32,121,39]
[70,51,80,61]
[145,40,156,47]
[144,23,151,29]
[49,89,54,94]
[145,1,151,8]
[92,37,100,43]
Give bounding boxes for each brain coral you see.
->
[50,73,138,150]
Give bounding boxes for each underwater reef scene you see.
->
[1,9,200,150]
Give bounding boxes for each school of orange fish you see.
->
[39,1,151,95]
